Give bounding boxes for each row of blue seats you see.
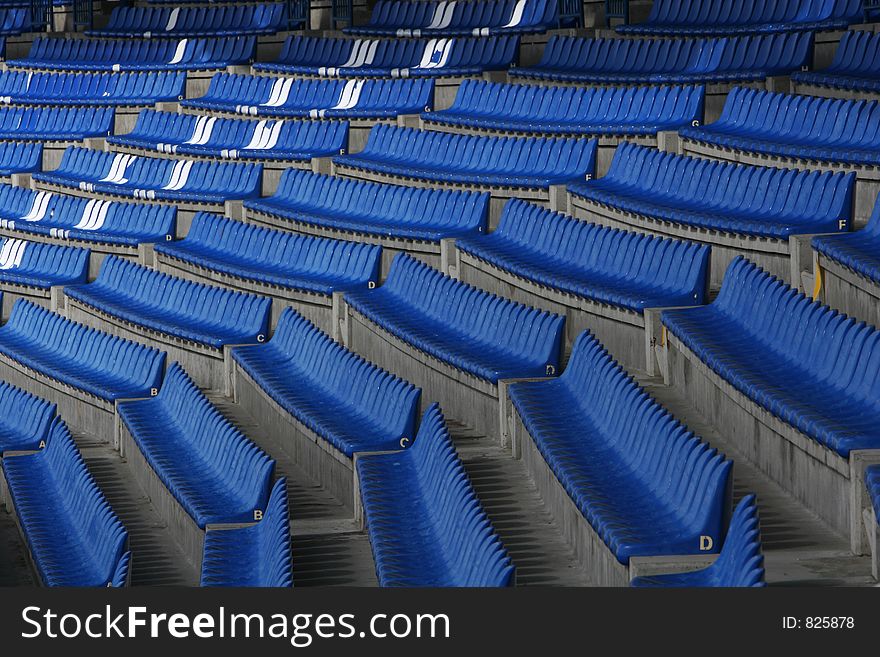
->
[0,379,55,454]
[9,36,257,72]
[0,142,41,177]
[680,86,880,167]
[509,330,732,563]
[347,0,557,37]
[346,253,564,383]
[512,33,812,84]
[0,7,29,36]
[425,81,705,136]
[245,168,489,241]
[0,70,186,106]
[65,256,271,350]
[0,106,113,141]
[357,403,515,586]
[3,415,131,586]
[253,36,518,78]
[155,212,382,296]
[335,125,597,188]
[457,198,710,311]
[0,236,88,289]
[89,3,290,38]
[570,141,856,238]
[663,257,880,457]
[183,76,435,120]
[617,0,860,36]
[813,200,880,286]
[0,185,176,246]
[34,149,262,204]
[793,30,880,93]
[109,111,349,161]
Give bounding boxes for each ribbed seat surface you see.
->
[232,308,421,457]
[0,380,56,454]
[793,30,880,93]
[357,404,514,587]
[0,236,89,289]
[0,70,186,106]
[509,330,732,563]
[0,106,113,141]
[813,198,880,285]
[0,142,41,176]
[345,254,565,383]
[90,3,289,38]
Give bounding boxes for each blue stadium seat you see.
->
[0,380,56,454]
[357,403,515,587]
[0,237,89,289]
[0,185,176,246]
[512,33,812,84]
[0,106,113,141]
[0,70,186,106]
[813,201,880,286]
[154,212,382,296]
[570,142,855,238]
[0,142,41,176]
[232,308,421,457]
[347,0,558,37]
[426,81,705,136]
[679,87,880,167]
[508,330,732,563]
[108,111,349,161]
[0,7,30,36]
[90,3,288,38]
[617,0,860,36]
[630,495,766,587]
[2,417,131,586]
[0,299,165,402]
[183,76,435,119]
[345,254,564,382]
[34,148,262,204]
[244,169,489,241]
[456,198,710,310]
[254,35,518,77]
[64,256,271,349]
[116,362,275,528]
[662,257,880,457]
[200,478,293,587]
[793,30,880,94]
[334,125,597,188]
[10,36,256,72]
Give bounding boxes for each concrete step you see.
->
[0,501,35,586]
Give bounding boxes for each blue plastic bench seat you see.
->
[0,106,113,141]
[569,142,855,238]
[617,0,861,36]
[0,299,165,401]
[0,142,41,176]
[155,212,381,295]
[9,36,257,72]
[346,254,564,383]
[0,380,56,454]
[200,478,293,587]
[663,257,880,457]
[245,169,488,242]
[679,87,880,167]
[456,198,710,311]
[0,7,29,36]
[335,125,597,188]
[512,33,812,85]
[117,362,274,528]
[357,404,514,587]
[868,466,880,524]
[426,81,704,136]
[509,330,731,563]
[0,70,186,106]
[630,495,766,587]
[89,3,288,38]
[2,418,131,586]
[182,76,435,120]
[0,237,89,289]
[813,199,880,286]
[108,110,348,161]
[792,31,880,94]
[253,35,518,78]
[347,0,558,37]
[33,148,262,204]
[65,256,270,349]
[232,308,421,457]
[0,185,176,246]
